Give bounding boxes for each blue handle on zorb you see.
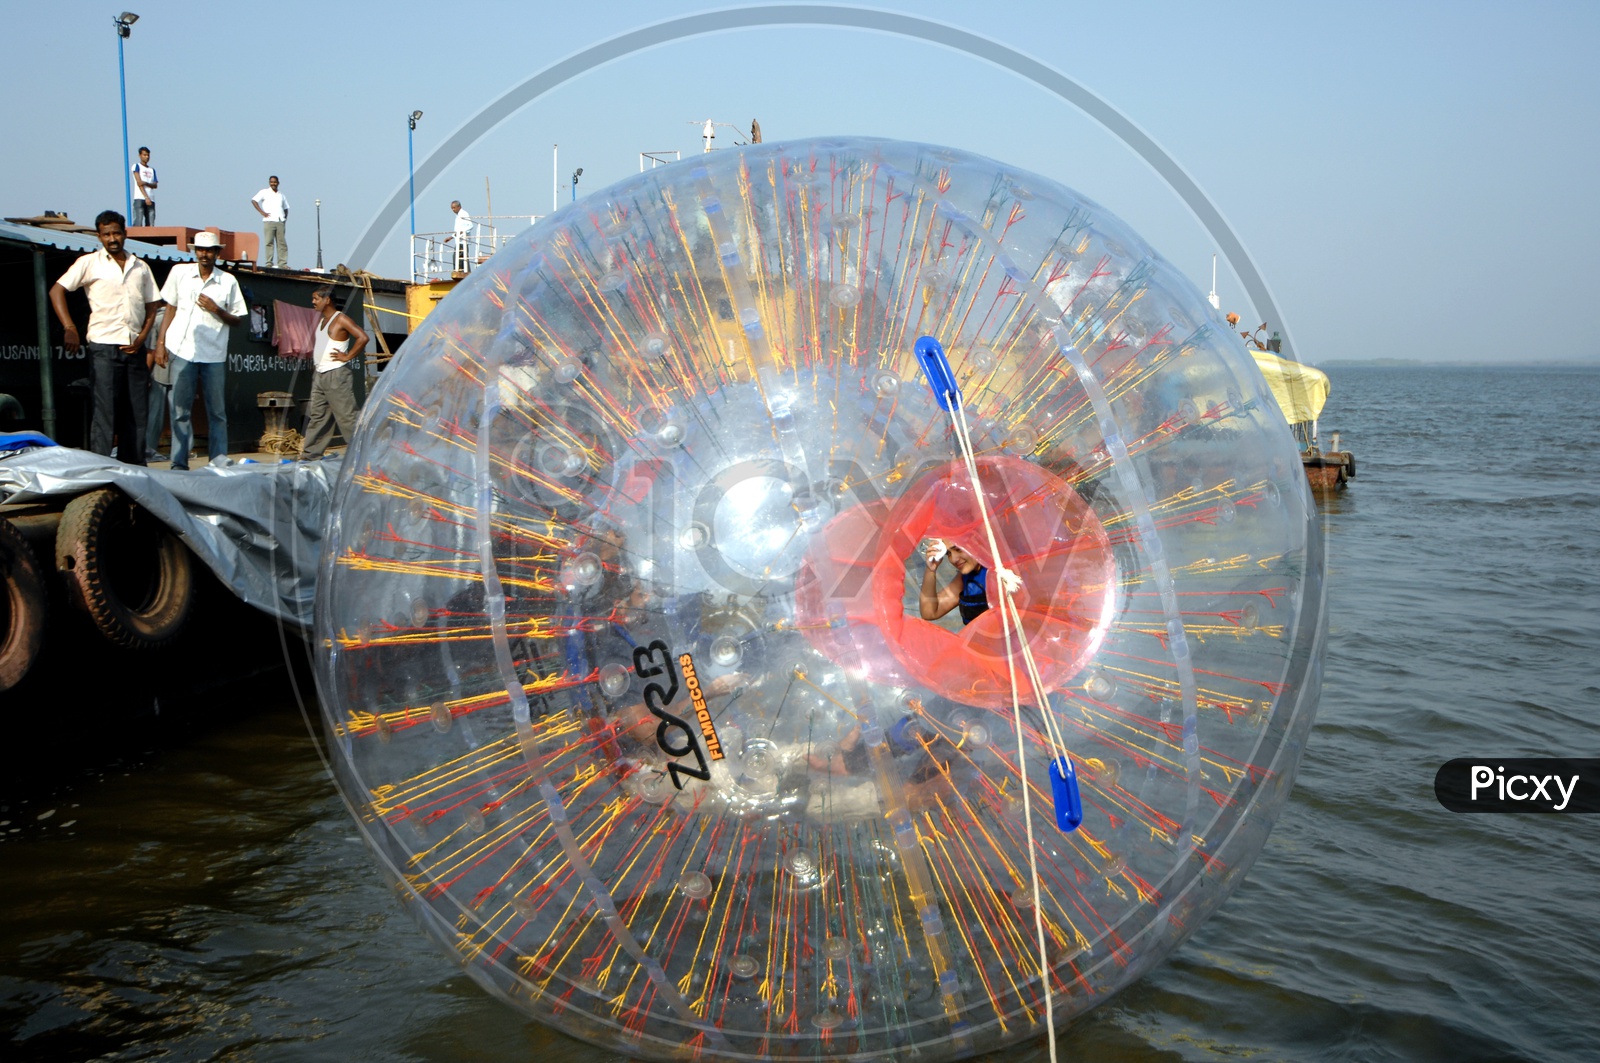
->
[1049,756,1083,832]
[915,335,961,411]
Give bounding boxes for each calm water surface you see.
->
[3,365,1597,1062]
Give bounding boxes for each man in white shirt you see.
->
[131,147,158,226]
[446,200,473,275]
[48,209,161,462]
[155,231,247,470]
[251,175,289,268]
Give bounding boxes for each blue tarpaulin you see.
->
[0,447,335,628]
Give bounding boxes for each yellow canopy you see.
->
[1252,349,1329,425]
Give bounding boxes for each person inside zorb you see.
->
[316,136,1324,1063]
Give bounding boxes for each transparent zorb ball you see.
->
[316,136,1324,1061]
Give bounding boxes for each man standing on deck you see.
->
[156,231,246,470]
[48,210,160,463]
[445,200,473,275]
[130,147,157,226]
[251,175,289,268]
[299,285,369,460]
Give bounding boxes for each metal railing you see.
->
[410,215,540,284]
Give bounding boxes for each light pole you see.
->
[315,198,323,269]
[571,167,583,202]
[408,110,423,239]
[114,12,139,222]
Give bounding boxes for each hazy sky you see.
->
[6,1,1596,364]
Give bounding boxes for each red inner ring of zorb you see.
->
[796,456,1115,707]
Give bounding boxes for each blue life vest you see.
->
[958,566,989,625]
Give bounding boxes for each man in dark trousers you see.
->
[48,210,161,462]
[300,286,369,459]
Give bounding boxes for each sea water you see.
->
[2,365,1596,1062]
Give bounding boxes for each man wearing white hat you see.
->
[155,231,246,469]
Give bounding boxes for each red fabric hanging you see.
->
[271,299,320,359]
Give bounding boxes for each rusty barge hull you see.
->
[1303,450,1355,490]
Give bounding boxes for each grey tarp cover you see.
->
[0,447,336,628]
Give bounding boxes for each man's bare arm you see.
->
[155,302,177,366]
[330,314,370,362]
[48,283,80,353]
[130,300,161,350]
[919,566,961,621]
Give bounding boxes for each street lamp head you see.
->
[115,12,138,35]
[572,167,583,184]
[411,110,423,121]
[118,11,139,23]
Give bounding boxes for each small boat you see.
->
[1250,347,1355,490]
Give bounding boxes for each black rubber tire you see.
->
[55,488,194,649]
[0,517,47,691]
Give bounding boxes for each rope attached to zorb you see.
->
[915,335,1081,1063]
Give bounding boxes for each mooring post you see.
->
[33,248,55,439]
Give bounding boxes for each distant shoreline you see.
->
[1314,358,1600,368]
